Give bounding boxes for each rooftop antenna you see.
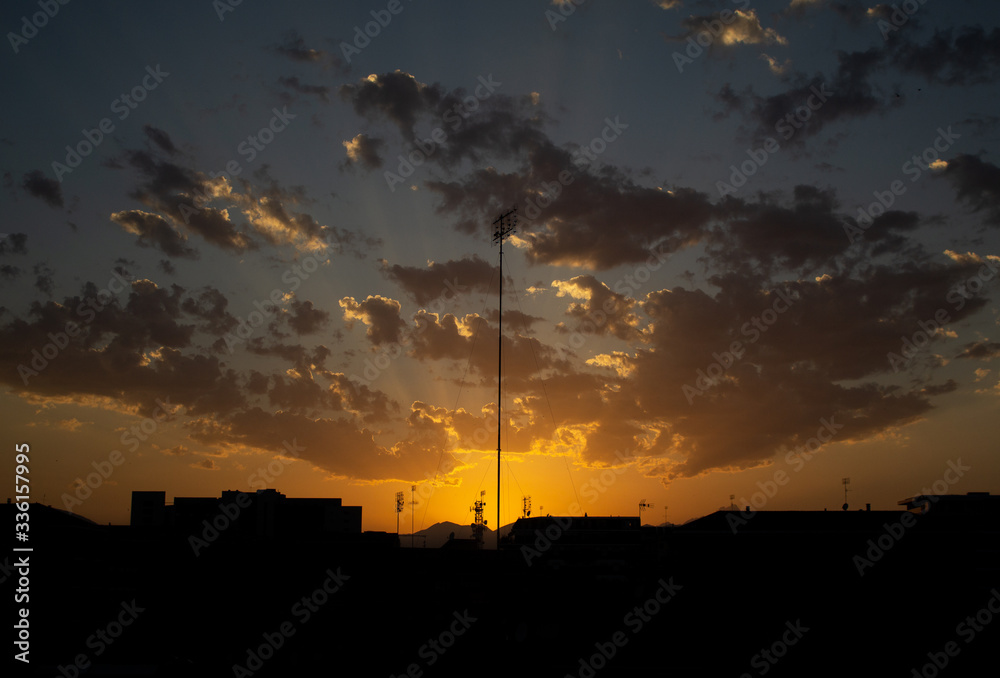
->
[395,491,404,536]
[471,490,486,549]
[842,477,851,511]
[639,499,653,522]
[410,485,417,547]
[493,207,517,549]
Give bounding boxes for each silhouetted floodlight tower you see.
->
[410,485,417,547]
[842,478,851,511]
[522,496,531,518]
[639,499,653,522]
[395,491,404,536]
[492,207,517,550]
[729,494,738,510]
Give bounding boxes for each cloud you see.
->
[0,233,27,255]
[143,125,177,154]
[890,26,1000,86]
[286,299,329,335]
[381,255,495,305]
[122,150,255,253]
[938,154,1000,225]
[110,210,200,259]
[340,295,406,345]
[278,76,330,103]
[666,10,787,47]
[339,70,447,141]
[21,170,63,208]
[552,275,642,340]
[191,458,220,471]
[956,341,1000,361]
[342,133,385,170]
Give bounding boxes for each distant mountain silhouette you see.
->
[402,520,514,548]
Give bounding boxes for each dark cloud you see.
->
[272,30,331,64]
[22,170,63,208]
[552,275,642,341]
[956,341,1000,360]
[110,210,199,258]
[143,125,177,154]
[0,233,27,255]
[341,133,385,170]
[339,70,447,141]
[123,150,256,253]
[0,281,249,418]
[286,299,329,335]
[713,48,891,144]
[381,255,495,305]
[278,76,330,103]
[180,287,238,336]
[890,26,1000,86]
[33,263,53,297]
[939,154,1000,225]
[340,295,406,345]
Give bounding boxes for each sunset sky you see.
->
[2,0,999,533]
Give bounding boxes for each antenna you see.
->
[522,496,531,518]
[410,485,417,547]
[395,491,404,536]
[639,499,653,521]
[471,490,486,549]
[729,494,738,511]
[492,207,517,550]
[842,477,851,511]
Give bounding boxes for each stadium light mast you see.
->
[492,207,517,550]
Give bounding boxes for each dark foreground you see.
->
[8,503,999,677]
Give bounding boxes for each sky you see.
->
[2,0,999,533]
